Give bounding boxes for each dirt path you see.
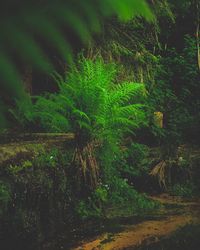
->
[72,195,200,250]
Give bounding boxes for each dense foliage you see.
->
[0,0,200,249]
[0,0,153,129]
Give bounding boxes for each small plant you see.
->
[119,143,150,177]
[8,160,33,174]
[169,182,196,198]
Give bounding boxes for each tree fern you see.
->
[12,57,147,188]
[0,0,153,129]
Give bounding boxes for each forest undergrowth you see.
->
[0,1,200,249]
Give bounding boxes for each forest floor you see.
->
[1,137,199,250]
[72,194,200,250]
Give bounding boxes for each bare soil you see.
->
[72,195,200,250]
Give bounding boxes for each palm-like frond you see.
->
[96,81,146,139]
[109,82,146,105]
[31,58,147,140]
[34,95,71,132]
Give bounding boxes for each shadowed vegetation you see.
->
[0,1,200,250]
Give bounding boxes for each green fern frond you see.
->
[117,104,145,116]
[109,83,145,105]
[58,95,74,109]
[35,110,70,132]
[72,109,91,123]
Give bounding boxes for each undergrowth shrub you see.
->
[149,35,200,145]
[75,186,108,219]
[119,143,150,178]
[0,148,74,249]
[169,182,196,198]
[96,140,159,217]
